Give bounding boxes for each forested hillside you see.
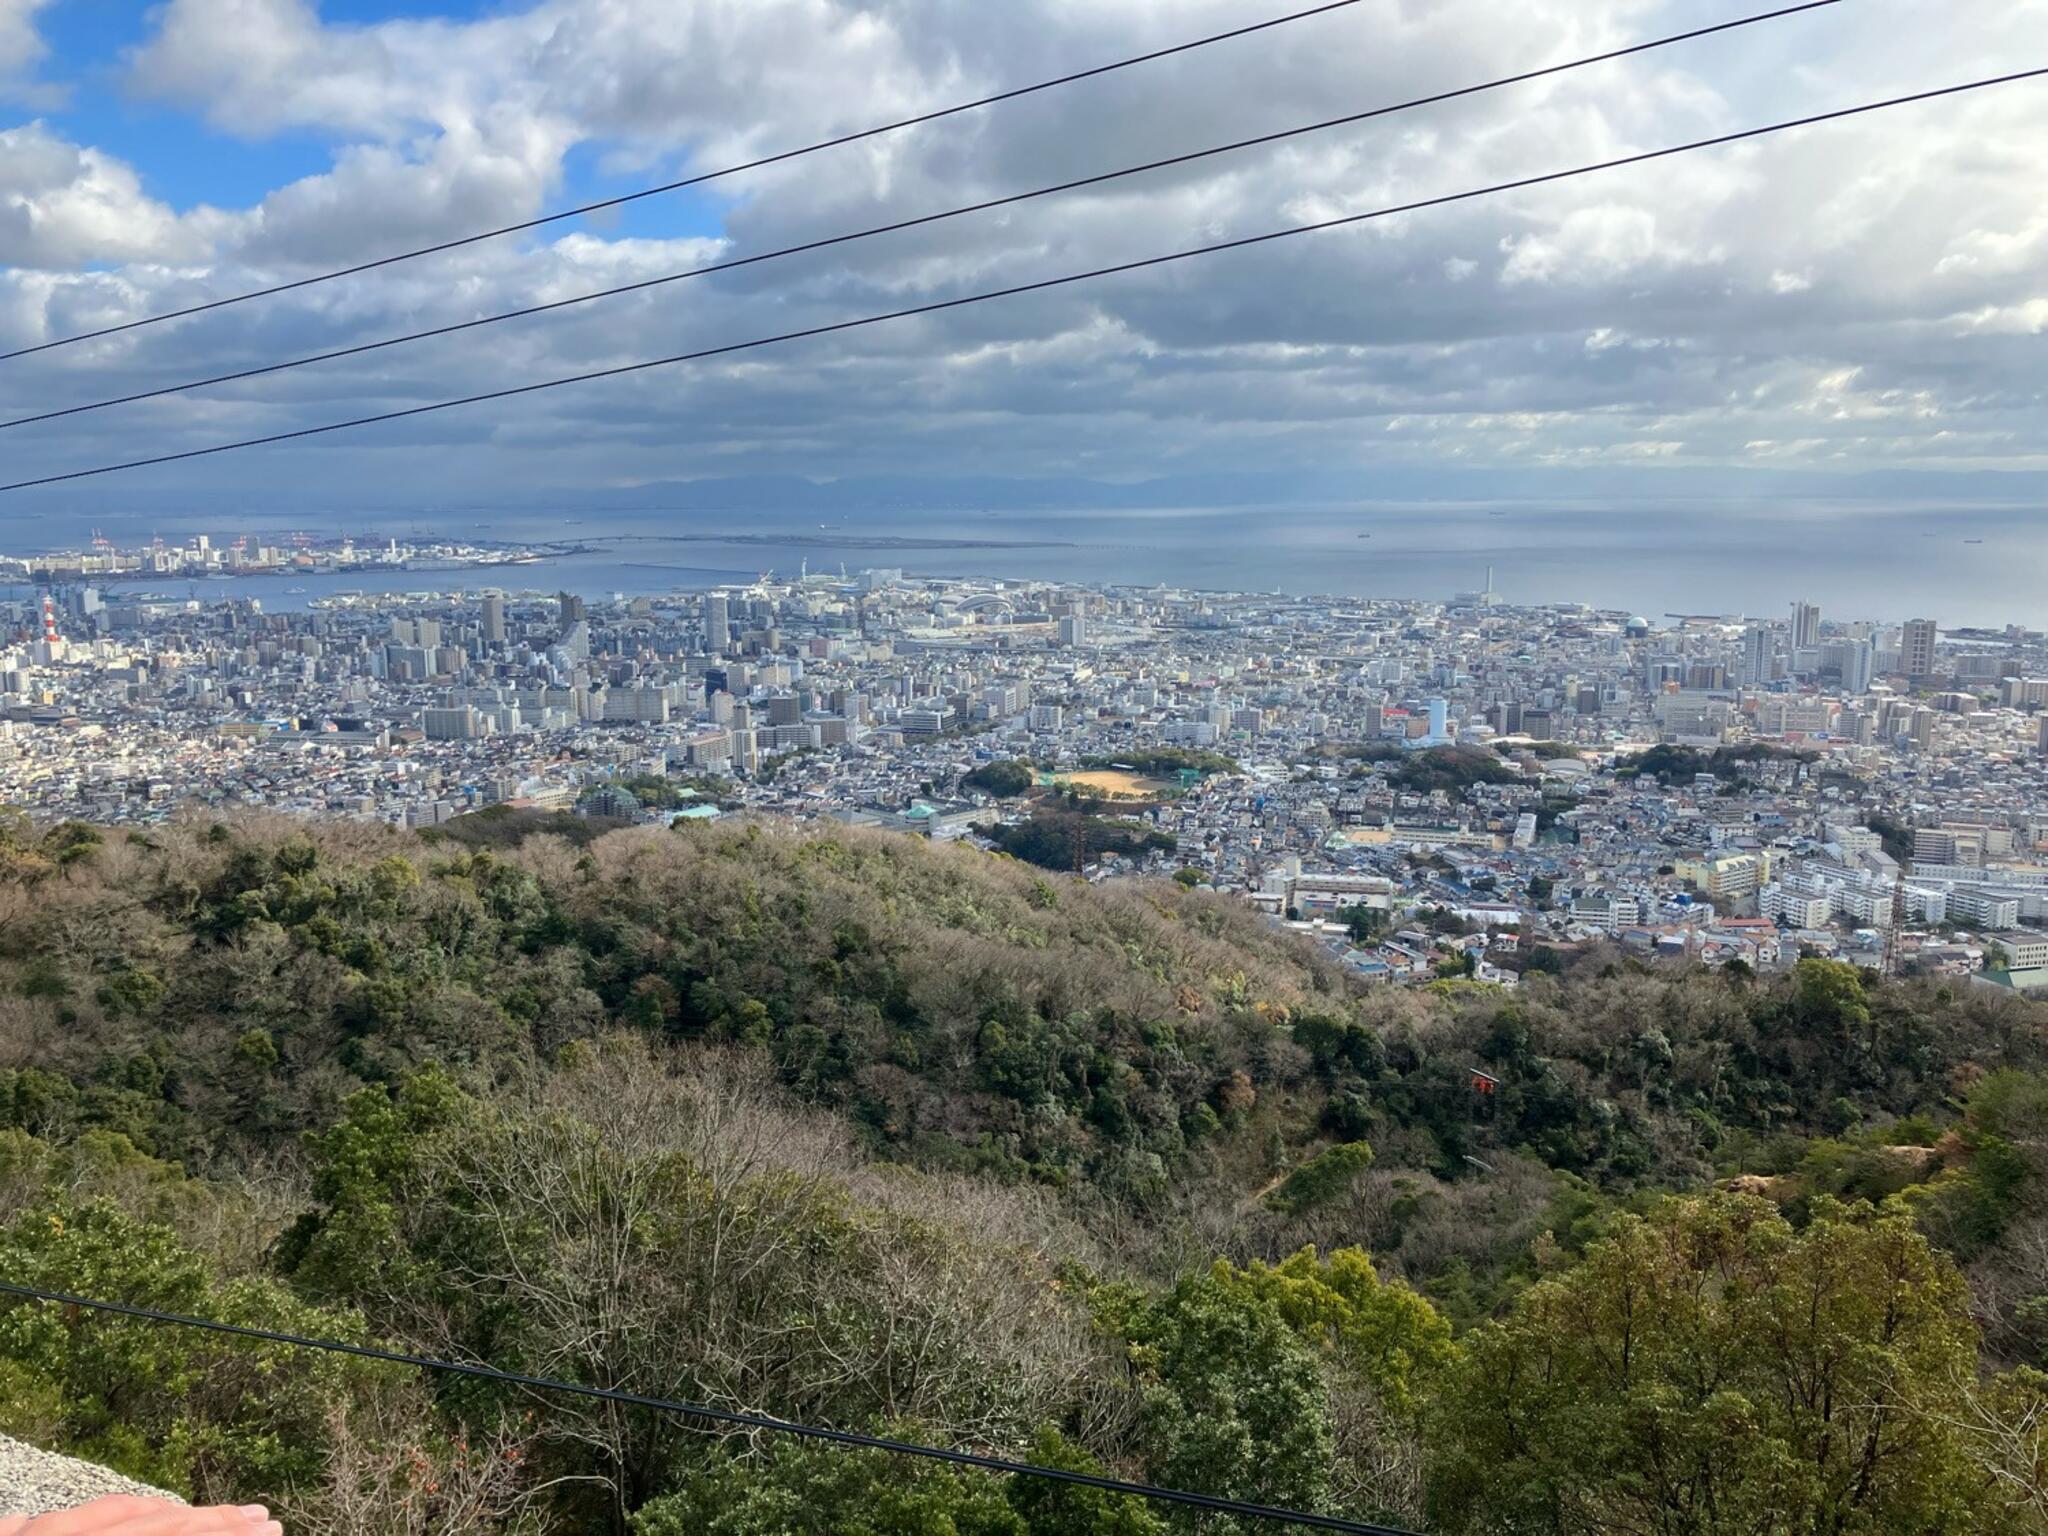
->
[2,812,2047,1532]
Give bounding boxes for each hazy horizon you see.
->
[14,495,2041,629]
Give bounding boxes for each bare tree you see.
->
[284,1383,554,1536]
[376,1042,1107,1530]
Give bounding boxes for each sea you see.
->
[14,499,2045,627]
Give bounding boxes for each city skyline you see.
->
[3,556,2032,810]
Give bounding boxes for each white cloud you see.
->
[0,122,231,269]
[1954,299,2048,336]
[128,0,475,138]
[0,0,53,103]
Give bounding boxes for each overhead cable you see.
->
[0,0,1376,362]
[0,0,1844,433]
[5,66,2041,495]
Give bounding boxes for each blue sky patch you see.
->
[15,0,731,238]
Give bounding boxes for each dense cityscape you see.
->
[9,530,2047,995]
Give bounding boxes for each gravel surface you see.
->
[0,1435,185,1516]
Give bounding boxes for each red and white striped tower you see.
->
[40,593,60,644]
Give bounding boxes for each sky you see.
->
[0,0,2044,522]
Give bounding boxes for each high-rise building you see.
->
[1840,640,1874,696]
[1741,625,1774,687]
[1058,614,1086,647]
[1791,600,1821,651]
[558,592,586,625]
[479,594,506,644]
[703,593,731,653]
[1901,618,1939,682]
